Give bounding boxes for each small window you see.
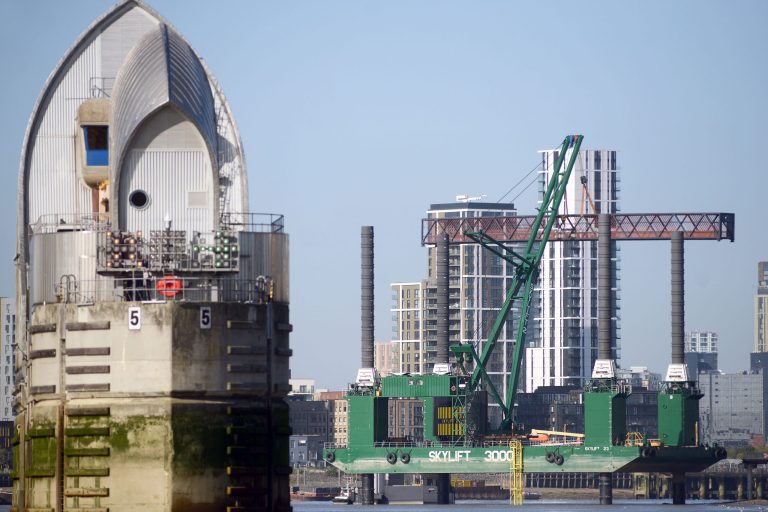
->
[129,190,149,209]
[83,126,108,166]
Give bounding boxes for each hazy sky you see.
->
[1,1,767,390]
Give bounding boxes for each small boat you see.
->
[332,490,353,504]
[332,484,354,504]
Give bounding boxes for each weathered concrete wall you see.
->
[15,301,292,512]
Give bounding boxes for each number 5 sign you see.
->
[128,307,141,330]
[200,307,212,329]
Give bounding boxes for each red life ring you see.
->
[157,277,182,298]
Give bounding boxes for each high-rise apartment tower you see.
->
[526,148,620,391]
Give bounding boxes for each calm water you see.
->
[293,500,768,512]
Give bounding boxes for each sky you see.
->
[1,1,767,390]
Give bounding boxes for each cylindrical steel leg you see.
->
[671,231,684,365]
[361,226,374,367]
[671,473,686,505]
[598,214,612,360]
[360,474,374,505]
[436,473,451,504]
[599,472,612,504]
[360,227,375,505]
[436,233,449,365]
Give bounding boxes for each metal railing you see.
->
[31,213,110,234]
[32,212,285,235]
[323,437,584,451]
[89,77,115,98]
[220,212,285,233]
[53,275,274,305]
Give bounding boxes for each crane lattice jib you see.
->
[449,134,583,431]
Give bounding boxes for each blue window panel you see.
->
[83,126,108,166]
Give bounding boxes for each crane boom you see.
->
[450,134,583,431]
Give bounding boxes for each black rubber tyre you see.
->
[545,452,555,463]
[400,452,411,464]
[325,451,336,463]
[387,452,397,465]
[554,454,564,466]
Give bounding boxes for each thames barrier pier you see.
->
[13,1,291,511]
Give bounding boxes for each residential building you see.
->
[289,435,326,468]
[527,148,620,392]
[390,282,425,375]
[288,379,316,401]
[318,391,348,448]
[626,390,658,438]
[755,262,768,353]
[391,200,522,425]
[374,340,401,377]
[389,398,424,441]
[0,299,14,421]
[699,371,768,446]
[616,366,662,390]
[515,386,582,433]
[685,331,718,353]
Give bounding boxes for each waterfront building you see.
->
[699,371,768,446]
[289,435,326,468]
[288,390,348,450]
[13,2,291,510]
[527,148,621,392]
[289,400,333,439]
[0,298,15,421]
[323,392,349,448]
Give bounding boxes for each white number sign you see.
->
[128,307,141,330]
[200,307,212,329]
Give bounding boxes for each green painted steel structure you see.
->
[323,134,726,477]
[658,383,703,447]
[453,135,584,430]
[326,442,722,475]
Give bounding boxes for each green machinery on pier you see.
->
[324,135,726,477]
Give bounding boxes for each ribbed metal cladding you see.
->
[436,233,449,365]
[111,24,218,188]
[671,231,684,365]
[361,226,374,368]
[598,214,612,360]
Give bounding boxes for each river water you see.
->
[293,500,768,511]
[0,501,764,511]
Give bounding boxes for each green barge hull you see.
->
[324,444,722,475]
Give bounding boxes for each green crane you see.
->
[451,134,583,431]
